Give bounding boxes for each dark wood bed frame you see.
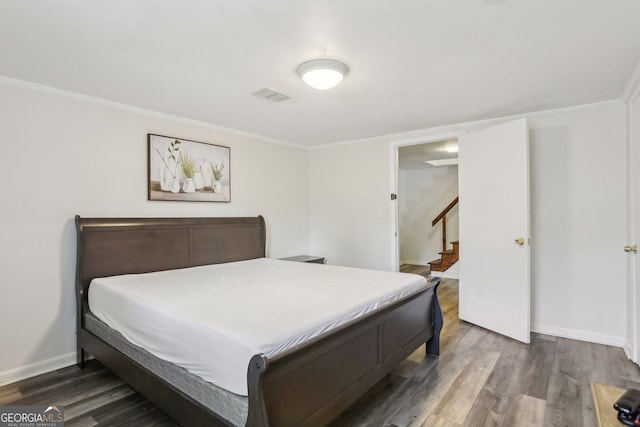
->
[75,215,443,426]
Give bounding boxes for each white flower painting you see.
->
[148,134,230,202]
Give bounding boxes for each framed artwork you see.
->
[148,134,230,202]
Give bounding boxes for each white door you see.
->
[458,118,530,343]
[630,92,640,363]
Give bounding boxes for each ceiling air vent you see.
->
[252,87,292,103]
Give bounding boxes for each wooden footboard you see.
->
[247,283,442,426]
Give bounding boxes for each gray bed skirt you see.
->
[85,313,248,426]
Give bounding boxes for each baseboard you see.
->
[623,340,637,364]
[531,323,625,347]
[0,352,77,387]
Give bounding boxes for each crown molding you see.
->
[1,73,629,151]
[312,99,622,150]
[0,74,307,150]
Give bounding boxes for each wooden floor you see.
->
[2,265,639,426]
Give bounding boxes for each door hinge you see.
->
[391,193,397,200]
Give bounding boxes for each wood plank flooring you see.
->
[2,264,639,426]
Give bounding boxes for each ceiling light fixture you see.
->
[445,146,459,153]
[425,159,459,166]
[297,59,350,90]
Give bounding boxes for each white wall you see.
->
[0,80,310,385]
[309,140,393,270]
[528,102,626,344]
[399,166,459,272]
[309,101,627,346]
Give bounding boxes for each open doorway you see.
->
[397,139,459,279]
[393,119,530,343]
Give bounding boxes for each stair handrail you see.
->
[432,196,458,226]
[432,196,458,253]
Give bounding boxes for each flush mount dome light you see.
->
[297,59,349,90]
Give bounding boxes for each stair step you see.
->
[431,241,460,272]
[431,258,455,265]
[430,261,455,272]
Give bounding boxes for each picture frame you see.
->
[148,134,230,202]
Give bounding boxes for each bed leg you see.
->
[426,278,443,356]
[77,347,86,369]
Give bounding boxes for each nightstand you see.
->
[280,255,326,264]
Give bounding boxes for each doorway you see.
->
[391,118,531,344]
[396,139,460,279]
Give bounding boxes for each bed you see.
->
[75,215,443,426]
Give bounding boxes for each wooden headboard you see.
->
[75,215,266,322]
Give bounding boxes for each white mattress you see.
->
[88,257,427,396]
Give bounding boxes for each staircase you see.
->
[429,241,459,272]
[428,196,459,273]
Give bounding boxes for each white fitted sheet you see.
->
[88,257,427,396]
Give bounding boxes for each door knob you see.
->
[625,245,638,253]
[515,237,525,246]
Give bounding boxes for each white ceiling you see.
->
[1,1,639,147]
